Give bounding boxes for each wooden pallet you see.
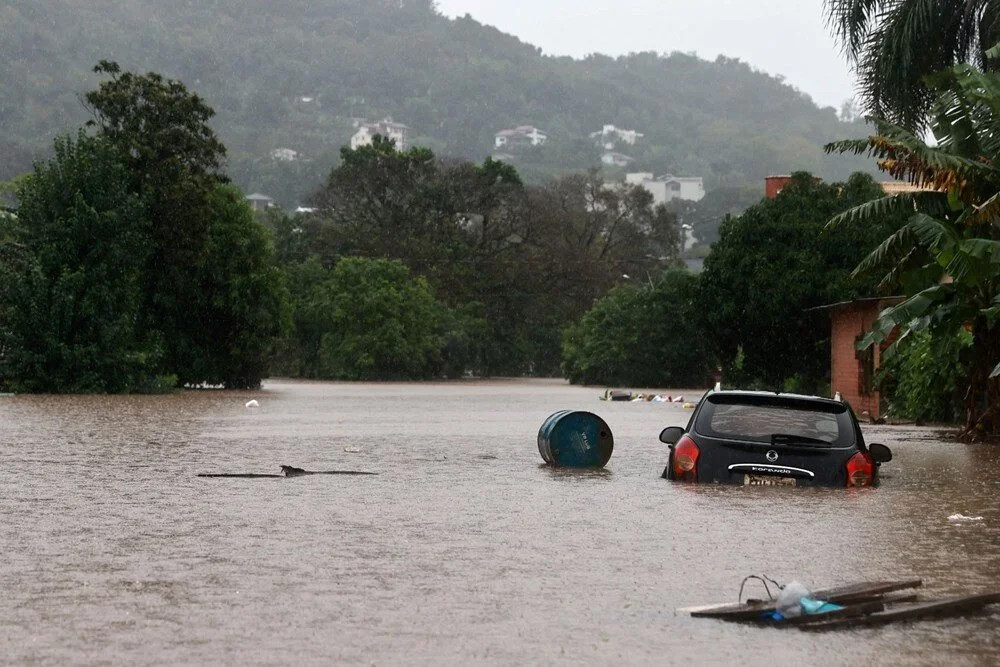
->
[686,580,1000,630]
[798,592,1000,631]
[684,579,922,621]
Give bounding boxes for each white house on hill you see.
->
[245,193,275,211]
[350,117,409,151]
[625,173,705,204]
[494,125,548,149]
[601,152,635,167]
[590,124,644,150]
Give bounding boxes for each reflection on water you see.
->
[1,379,998,664]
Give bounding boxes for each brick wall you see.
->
[829,302,881,419]
[765,175,793,199]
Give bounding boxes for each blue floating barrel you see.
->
[537,410,614,468]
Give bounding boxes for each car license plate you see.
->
[744,474,796,486]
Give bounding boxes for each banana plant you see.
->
[826,57,1000,437]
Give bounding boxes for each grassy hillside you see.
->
[1,0,873,206]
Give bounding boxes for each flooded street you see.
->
[2,378,999,665]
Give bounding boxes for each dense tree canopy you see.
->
[0,134,160,392]
[316,258,448,380]
[561,270,710,387]
[275,142,683,376]
[0,65,287,392]
[699,172,900,391]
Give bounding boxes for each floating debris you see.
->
[686,578,1000,630]
[600,389,689,403]
[245,399,260,408]
[198,465,377,478]
[948,513,984,521]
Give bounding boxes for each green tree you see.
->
[826,58,1000,437]
[699,171,898,391]
[825,0,1000,129]
[83,61,234,383]
[520,171,682,374]
[876,330,972,423]
[80,62,287,388]
[0,133,161,392]
[178,185,290,388]
[562,270,710,387]
[316,257,448,380]
[270,256,341,379]
[311,137,459,267]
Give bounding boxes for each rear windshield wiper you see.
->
[770,433,830,447]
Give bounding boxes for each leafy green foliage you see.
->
[877,330,972,423]
[1,65,289,392]
[295,145,682,376]
[317,258,449,380]
[827,58,1000,436]
[699,171,900,391]
[825,0,1000,131]
[0,133,160,392]
[561,270,710,387]
[177,185,291,389]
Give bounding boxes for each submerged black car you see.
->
[659,389,892,487]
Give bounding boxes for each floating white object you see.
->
[245,400,259,408]
[344,446,362,453]
[948,513,984,521]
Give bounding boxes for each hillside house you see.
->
[625,172,705,205]
[590,124,644,150]
[270,147,299,161]
[245,193,275,211]
[494,125,548,149]
[601,152,635,167]
[351,117,409,151]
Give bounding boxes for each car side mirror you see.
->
[659,426,685,445]
[869,443,892,463]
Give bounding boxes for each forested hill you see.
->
[2,0,872,206]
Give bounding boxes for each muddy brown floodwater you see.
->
[2,378,999,665]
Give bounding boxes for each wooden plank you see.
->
[799,592,1000,631]
[686,579,922,619]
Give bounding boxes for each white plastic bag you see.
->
[776,581,810,618]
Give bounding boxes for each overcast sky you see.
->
[434,0,857,111]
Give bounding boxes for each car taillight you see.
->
[846,451,874,487]
[673,435,700,481]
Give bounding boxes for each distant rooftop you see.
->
[880,181,937,195]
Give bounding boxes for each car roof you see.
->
[704,389,846,409]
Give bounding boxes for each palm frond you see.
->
[875,247,926,292]
[826,193,912,228]
[851,225,915,278]
[907,213,959,251]
[827,116,1000,199]
[856,283,954,350]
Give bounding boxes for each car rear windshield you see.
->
[695,395,855,447]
